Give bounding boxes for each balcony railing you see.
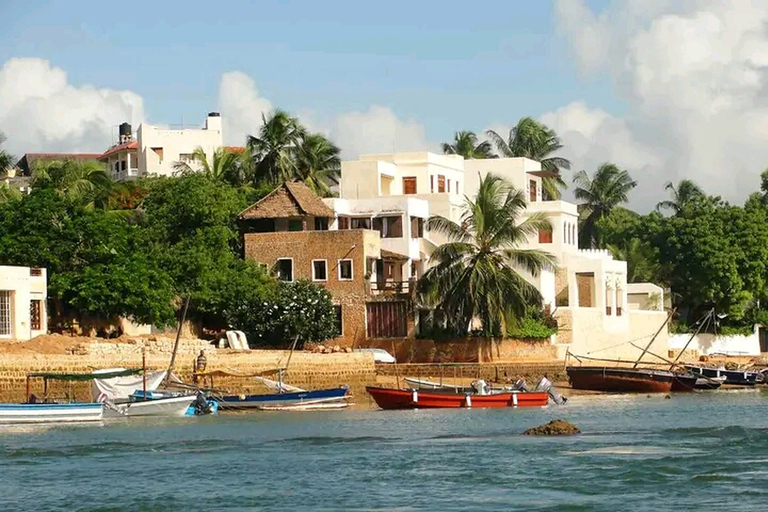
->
[368,279,414,296]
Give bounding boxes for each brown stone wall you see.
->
[375,362,567,384]
[576,273,594,307]
[244,229,379,347]
[553,309,573,345]
[359,337,559,364]
[554,267,569,306]
[0,340,376,402]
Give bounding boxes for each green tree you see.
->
[418,173,555,336]
[0,132,13,174]
[247,109,306,186]
[172,146,243,185]
[486,118,571,199]
[656,179,704,215]
[294,132,341,197]
[573,163,637,249]
[441,131,495,159]
[30,159,114,209]
[606,238,661,284]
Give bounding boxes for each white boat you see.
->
[0,403,104,424]
[105,395,196,418]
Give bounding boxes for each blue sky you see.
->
[0,0,616,142]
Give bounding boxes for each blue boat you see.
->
[216,386,349,410]
[684,365,762,386]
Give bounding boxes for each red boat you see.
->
[366,386,549,409]
[566,366,675,393]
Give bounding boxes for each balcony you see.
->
[368,279,415,297]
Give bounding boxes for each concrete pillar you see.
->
[595,269,606,313]
[567,270,579,307]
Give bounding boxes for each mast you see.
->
[632,308,676,368]
[164,296,191,386]
[668,308,714,370]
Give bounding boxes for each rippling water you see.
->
[2,390,768,511]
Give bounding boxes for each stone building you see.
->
[0,265,47,341]
[239,182,416,347]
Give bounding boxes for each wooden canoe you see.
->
[366,386,549,409]
[566,367,674,393]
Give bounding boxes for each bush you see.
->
[508,317,558,340]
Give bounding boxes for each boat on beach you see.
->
[566,366,676,393]
[683,365,762,386]
[366,386,549,409]
[104,393,199,418]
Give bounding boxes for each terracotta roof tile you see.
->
[239,181,335,220]
[98,141,138,160]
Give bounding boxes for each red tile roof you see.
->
[99,141,138,160]
[224,146,246,153]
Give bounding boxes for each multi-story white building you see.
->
[100,112,223,181]
[0,265,47,341]
[337,151,668,360]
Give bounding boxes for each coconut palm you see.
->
[0,132,13,175]
[573,163,637,249]
[294,133,341,197]
[486,118,571,199]
[0,183,22,203]
[656,179,703,215]
[441,131,495,159]
[418,173,555,336]
[247,109,306,186]
[607,238,661,284]
[172,146,243,185]
[31,160,113,207]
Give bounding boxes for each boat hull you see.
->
[670,373,700,392]
[366,387,549,409]
[684,366,759,386]
[217,387,349,410]
[566,367,674,393]
[107,395,197,417]
[0,403,103,424]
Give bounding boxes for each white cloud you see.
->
[0,58,144,156]
[218,71,273,146]
[549,0,768,210]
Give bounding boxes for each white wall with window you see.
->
[0,265,47,340]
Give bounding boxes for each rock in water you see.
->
[523,419,580,436]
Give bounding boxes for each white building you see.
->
[0,265,47,341]
[337,151,668,361]
[100,113,223,181]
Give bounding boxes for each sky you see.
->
[2,0,768,211]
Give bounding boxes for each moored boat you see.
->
[566,366,675,393]
[684,365,761,386]
[216,386,350,410]
[366,386,549,409]
[105,394,198,418]
[0,402,104,424]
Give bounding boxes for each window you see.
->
[312,260,328,281]
[334,305,343,336]
[30,300,41,331]
[29,268,42,277]
[276,259,293,281]
[374,216,403,238]
[179,153,195,163]
[410,217,424,239]
[403,177,417,194]
[430,175,434,193]
[314,217,329,231]
[538,229,553,243]
[151,147,164,162]
[529,179,537,202]
[437,175,446,193]
[0,291,10,336]
[120,160,126,171]
[447,179,451,193]
[455,181,460,195]
[338,259,353,280]
[114,162,119,172]
[351,217,371,230]
[288,219,303,231]
[337,216,350,230]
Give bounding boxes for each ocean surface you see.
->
[2,390,768,511]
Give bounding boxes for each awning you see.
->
[380,249,409,260]
[27,368,142,381]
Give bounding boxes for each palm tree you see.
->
[0,183,22,203]
[441,131,495,159]
[573,163,637,249]
[418,173,555,336]
[0,132,13,175]
[31,160,113,208]
[294,133,341,197]
[247,109,306,186]
[656,179,703,215]
[172,146,242,184]
[607,238,660,284]
[486,118,571,200]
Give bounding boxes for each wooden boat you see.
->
[366,386,549,409]
[216,386,350,410]
[684,365,761,386]
[566,366,675,393]
[105,394,198,418]
[256,401,351,411]
[0,402,104,424]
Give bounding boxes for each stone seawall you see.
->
[375,362,567,384]
[0,337,378,403]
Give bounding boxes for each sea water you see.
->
[2,390,768,511]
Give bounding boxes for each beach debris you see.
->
[523,419,580,436]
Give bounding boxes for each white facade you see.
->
[338,151,669,359]
[0,265,47,340]
[668,325,762,356]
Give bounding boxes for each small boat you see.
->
[684,365,762,386]
[403,377,473,393]
[105,394,198,418]
[566,366,675,393]
[118,390,217,416]
[256,401,351,411]
[366,386,549,409]
[216,386,350,410]
[0,402,104,424]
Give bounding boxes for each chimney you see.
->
[205,112,222,132]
